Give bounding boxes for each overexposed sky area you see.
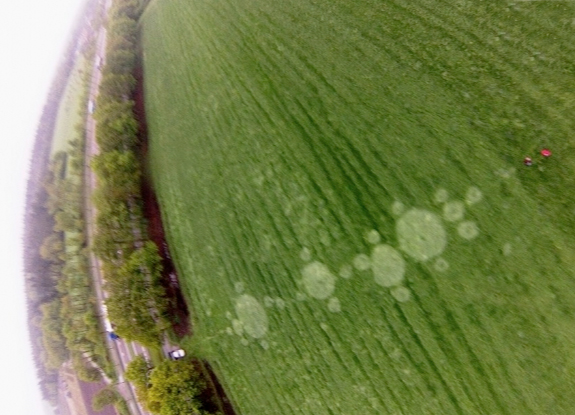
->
[0,0,84,414]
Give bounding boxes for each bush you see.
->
[93,387,120,411]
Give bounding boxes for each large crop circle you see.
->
[397,209,447,262]
[235,295,268,339]
[301,261,336,300]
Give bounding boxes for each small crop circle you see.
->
[392,200,405,216]
[353,254,371,271]
[465,186,483,205]
[434,188,449,204]
[366,229,381,244]
[443,201,465,222]
[391,286,411,303]
[232,319,244,336]
[457,221,479,240]
[327,297,341,313]
[433,257,449,272]
[338,264,353,279]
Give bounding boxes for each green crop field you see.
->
[51,55,87,156]
[141,0,575,413]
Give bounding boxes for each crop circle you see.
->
[339,264,353,279]
[366,229,381,244]
[301,261,336,300]
[234,295,268,339]
[371,244,406,287]
[232,319,244,336]
[434,188,449,204]
[457,221,479,240]
[353,254,371,271]
[327,297,341,313]
[397,209,447,261]
[443,201,465,222]
[466,186,483,205]
[392,200,405,216]
[391,286,411,303]
[433,257,449,272]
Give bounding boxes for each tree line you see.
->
[91,0,170,348]
[92,1,227,415]
[126,356,224,415]
[22,0,106,403]
[40,141,115,384]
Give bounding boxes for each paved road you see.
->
[83,23,152,415]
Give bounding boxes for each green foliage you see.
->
[106,36,136,56]
[92,201,134,261]
[105,242,167,347]
[24,0,113,403]
[110,0,144,20]
[53,210,80,233]
[93,387,121,411]
[91,150,141,200]
[39,234,65,263]
[108,16,138,45]
[33,42,115,384]
[125,355,152,407]
[72,352,102,383]
[146,360,209,415]
[106,49,137,75]
[94,100,138,151]
[40,300,69,368]
[115,397,132,415]
[125,356,221,415]
[98,73,136,102]
[125,355,152,388]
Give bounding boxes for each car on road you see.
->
[168,349,185,360]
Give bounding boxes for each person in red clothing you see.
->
[541,149,551,157]
[524,156,533,166]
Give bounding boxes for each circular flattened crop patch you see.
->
[443,201,465,222]
[434,188,449,204]
[327,297,341,313]
[339,264,353,279]
[367,229,381,245]
[392,200,405,216]
[391,286,411,303]
[232,319,244,336]
[397,209,447,262]
[465,186,483,205]
[433,257,449,272]
[301,261,336,300]
[353,254,371,271]
[371,244,406,287]
[234,295,268,339]
[458,221,479,240]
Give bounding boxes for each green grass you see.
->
[51,55,87,156]
[141,0,575,413]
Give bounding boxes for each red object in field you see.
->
[524,157,533,166]
[541,149,551,157]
